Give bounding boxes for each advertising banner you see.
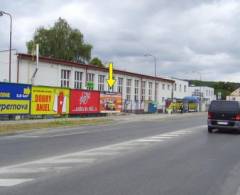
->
[100,92,122,113]
[0,82,31,114]
[31,86,70,115]
[70,90,100,114]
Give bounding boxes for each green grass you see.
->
[0,118,112,135]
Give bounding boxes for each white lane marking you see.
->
[67,151,119,158]
[0,167,50,174]
[0,179,33,187]
[1,125,205,171]
[40,158,95,164]
[169,132,191,135]
[137,139,164,142]
[175,130,192,133]
[0,125,205,188]
[150,136,173,139]
[159,134,180,137]
[0,167,71,175]
[154,134,179,137]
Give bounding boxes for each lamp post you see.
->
[0,11,12,82]
[144,54,157,103]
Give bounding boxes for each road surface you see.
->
[1,113,240,195]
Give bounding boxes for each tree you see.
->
[26,18,92,63]
[90,57,105,67]
[190,80,240,100]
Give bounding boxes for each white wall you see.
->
[189,86,215,103]
[158,81,173,107]
[19,59,61,86]
[0,50,18,83]
[172,79,190,99]
[16,57,177,111]
[226,96,240,101]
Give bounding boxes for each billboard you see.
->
[70,90,100,114]
[0,82,31,114]
[31,86,70,115]
[100,92,122,113]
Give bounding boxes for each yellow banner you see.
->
[0,100,30,114]
[31,86,70,115]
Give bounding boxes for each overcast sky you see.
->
[1,0,240,82]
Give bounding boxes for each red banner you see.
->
[70,90,100,114]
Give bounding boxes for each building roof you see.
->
[17,53,174,83]
[230,88,240,96]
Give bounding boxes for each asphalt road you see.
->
[1,113,240,195]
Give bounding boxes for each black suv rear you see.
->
[208,100,240,133]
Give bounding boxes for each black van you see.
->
[208,100,240,133]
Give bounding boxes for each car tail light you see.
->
[208,112,213,119]
[233,114,240,121]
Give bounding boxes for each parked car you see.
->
[208,100,240,133]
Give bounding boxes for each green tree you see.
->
[190,80,240,100]
[26,18,92,63]
[90,57,104,67]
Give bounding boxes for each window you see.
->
[98,75,105,91]
[167,84,170,90]
[179,84,182,92]
[74,71,83,89]
[86,73,95,90]
[126,79,132,101]
[141,81,146,101]
[86,73,94,82]
[192,89,201,97]
[108,85,113,92]
[162,97,165,103]
[174,83,177,91]
[61,69,71,87]
[149,82,153,101]
[162,84,165,90]
[134,80,139,101]
[184,85,187,93]
[117,78,123,94]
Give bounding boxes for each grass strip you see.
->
[0,118,112,135]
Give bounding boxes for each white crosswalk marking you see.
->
[0,125,205,188]
[151,136,173,139]
[137,139,164,142]
[0,179,33,187]
[42,158,95,164]
[155,134,179,137]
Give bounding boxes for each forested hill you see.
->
[189,80,240,99]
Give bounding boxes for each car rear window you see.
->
[209,101,240,112]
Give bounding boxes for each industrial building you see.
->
[0,50,216,112]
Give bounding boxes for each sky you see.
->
[1,0,240,82]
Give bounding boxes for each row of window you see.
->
[61,70,179,101]
[174,83,187,93]
[192,89,214,97]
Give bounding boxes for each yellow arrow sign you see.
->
[107,63,116,88]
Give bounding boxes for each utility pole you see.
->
[0,11,12,82]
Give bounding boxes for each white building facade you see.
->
[0,52,176,112]
[189,86,216,104]
[226,88,240,101]
[172,78,190,99]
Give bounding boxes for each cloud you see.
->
[1,0,240,81]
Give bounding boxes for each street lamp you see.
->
[144,54,157,102]
[0,11,12,82]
